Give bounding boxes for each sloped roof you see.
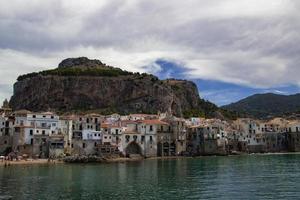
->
[138,120,169,125]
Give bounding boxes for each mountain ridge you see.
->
[222,92,300,118]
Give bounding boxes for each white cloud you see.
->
[0,0,300,103]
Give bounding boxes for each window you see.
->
[42,130,45,135]
[30,138,33,145]
[133,135,137,141]
[83,143,86,148]
[33,115,36,118]
[141,136,145,143]
[43,115,46,118]
[30,130,33,135]
[51,116,54,119]
[125,135,130,143]
[52,123,56,127]
[98,134,100,136]
[94,142,97,147]
[150,125,153,131]
[150,136,153,142]
[36,130,39,133]
[94,133,97,137]
[4,140,7,144]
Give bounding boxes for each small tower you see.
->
[2,99,9,109]
[1,99,12,116]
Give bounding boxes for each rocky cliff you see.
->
[9,57,216,117]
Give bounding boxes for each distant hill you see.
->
[222,93,300,118]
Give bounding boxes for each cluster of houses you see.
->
[1,101,300,159]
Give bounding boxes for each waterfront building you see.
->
[13,110,60,158]
[187,120,228,156]
[58,116,73,155]
[71,114,103,155]
[121,119,169,157]
[286,121,300,152]
[260,119,288,152]
[5,108,300,158]
[0,115,14,154]
[232,118,264,152]
[162,116,187,155]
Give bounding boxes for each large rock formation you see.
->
[9,57,213,116]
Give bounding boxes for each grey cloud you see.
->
[0,0,300,102]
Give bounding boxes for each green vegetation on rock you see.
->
[17,66,134,81]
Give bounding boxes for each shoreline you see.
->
[0,159,63,166]
[1,152,300,166]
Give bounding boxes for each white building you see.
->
[82,129,102,140]
[14,111,59,145]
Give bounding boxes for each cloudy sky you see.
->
[1,0,300,106]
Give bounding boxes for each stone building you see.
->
[187,121,228,156]
[120,119,175,158]
[12,110,60,158]
[162,116,187,156]
[286,121,300,152]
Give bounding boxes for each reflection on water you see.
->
[1,155,300,199]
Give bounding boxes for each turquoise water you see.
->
[1,154,300,199]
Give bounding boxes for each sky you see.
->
[0,0,300,106]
